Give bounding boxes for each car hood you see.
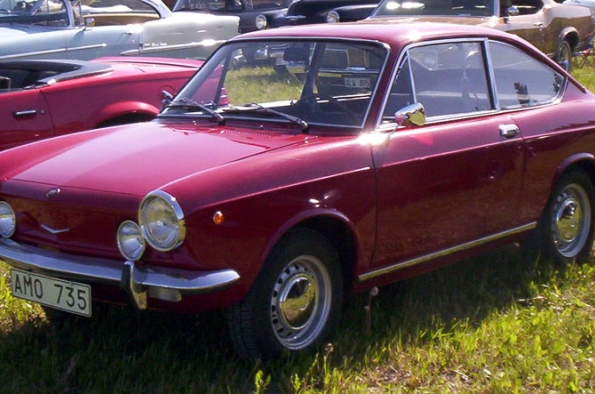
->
[0,121,312,197]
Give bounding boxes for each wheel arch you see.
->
[95,112,155,128]
[262,210,360,293]
[558,28,579,52]
[554,153,595,188]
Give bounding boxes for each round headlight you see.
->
[0,201,16,238]
[139,191,186,252]
[326,10,340,23]
[255,14,267,30]
[117,220,146,261]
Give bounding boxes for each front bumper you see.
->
[0,238,240,310]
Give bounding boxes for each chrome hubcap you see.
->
[552,184,591,257]
[270,255,331,350]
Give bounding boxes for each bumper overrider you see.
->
[0,238,240,310]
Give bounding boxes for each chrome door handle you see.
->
[500,124,520,138]
[13,109,37,118]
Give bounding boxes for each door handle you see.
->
[500,124,519,138]
[13,109,37,118]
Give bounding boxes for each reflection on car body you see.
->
[1,22,595,361]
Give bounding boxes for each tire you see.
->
[531,170,595,265]
[227,228,343,360]
[555,40,573,73]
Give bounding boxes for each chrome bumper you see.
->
[0,238,240,310]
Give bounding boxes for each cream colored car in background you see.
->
[0,0,239,61]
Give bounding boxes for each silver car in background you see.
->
[0,0,239,61]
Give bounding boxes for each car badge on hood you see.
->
[45,188,61,199]
[40,224,70,234]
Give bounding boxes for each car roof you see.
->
[234,21,529,49]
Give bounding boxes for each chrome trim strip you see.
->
[0,238,240,305]
[0,44,107,60]
[120,39,226,56]
[358,222,536,282]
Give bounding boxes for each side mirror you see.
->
[395,103,425,127]
[161,90,174,109]
[507,6,519,17]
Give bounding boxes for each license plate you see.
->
[344,78,371,88]
[11,269,91,317]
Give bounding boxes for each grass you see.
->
[1,64,595,393]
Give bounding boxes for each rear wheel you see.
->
[227,228,343,360]
[530,170,595,264]
[555,40,573,72]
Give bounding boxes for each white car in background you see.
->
[0,0,239,61]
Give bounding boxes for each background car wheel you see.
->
[528,170,595,265]
[227,228,343,360]
[555,40,573,72]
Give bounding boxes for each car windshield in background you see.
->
[162,40,387,129]
[0,0,68,24]
[373,0,495,17]
[0,0,156,25]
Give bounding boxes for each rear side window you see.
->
[489,41,564,109]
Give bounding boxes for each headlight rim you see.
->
[326,10,340,23]
[139,190,186,252]
[117,219,146,262]
[255,14,267,30]
[0,201,16,238]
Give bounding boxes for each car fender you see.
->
[259,206,360,270]
[557,26,580,50]
[554,152,595,187]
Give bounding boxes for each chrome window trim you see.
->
[377,37,567,128]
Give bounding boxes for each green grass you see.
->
[1,65,595,393]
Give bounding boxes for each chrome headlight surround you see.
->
[0,201,16,238]
[139,191,186,252]
[326,10,340,23]
[255,14,267,30]
[117,220,146,261]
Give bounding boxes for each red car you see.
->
[0,57,201,151]
[1,21,594,360]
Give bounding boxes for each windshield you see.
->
[161,39,387,130]
[0,0,71,25]
[372,0,495,17]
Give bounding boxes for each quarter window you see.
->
[489,41,564,109]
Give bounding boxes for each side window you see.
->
[489,41,564,109]
[407,42,492,118]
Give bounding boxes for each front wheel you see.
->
[531,170,595,265]
[227,228,343,360]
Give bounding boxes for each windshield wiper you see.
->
[164,98,224,124]
[222,103,309,132]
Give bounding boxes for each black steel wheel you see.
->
[227,228,343,360]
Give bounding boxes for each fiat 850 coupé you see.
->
[1,21,595,360]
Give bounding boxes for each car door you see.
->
[499,0,547,54]
[371,40,525,269]
[0,88,55,151]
